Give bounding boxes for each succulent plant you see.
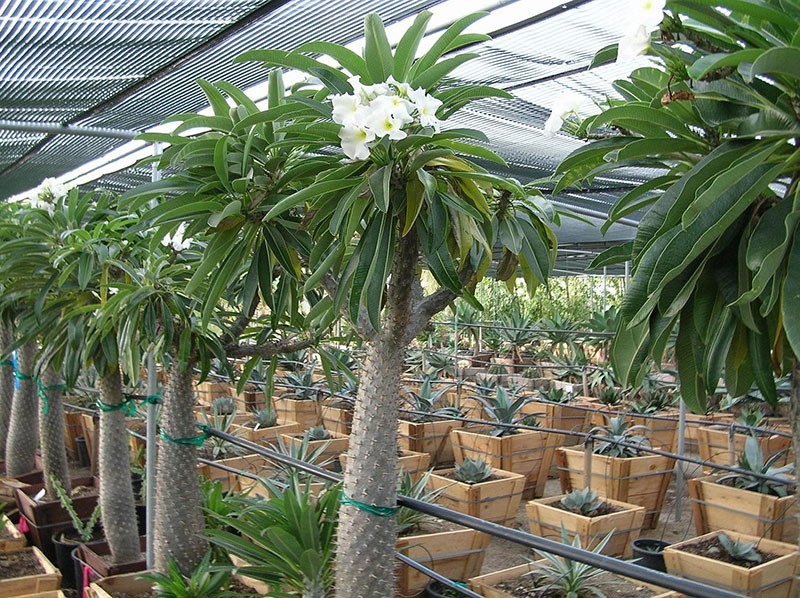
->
[454,458,493,484]
[590,416,651,458]
[559,487,604,516]
[736,406,767,429]
[252,405,278,429]
[480,386,533,437]
[278,366,321,401]
[304,425,331,441]
[401,378,462,422]
[717,533,762,564]
[597,387,622,406]
[539,387,569,403]
[717,435,794,497]
[211,396,236,416]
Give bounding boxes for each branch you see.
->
[407,265,476,341]
[219,295,259,348]
[320,272,376,342]
[226,334,316,359]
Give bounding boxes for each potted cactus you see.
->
[689,436,797,543]
[450,386,555,498]
[664,530,800,597]
[556,416,674,528]
[426,457,525,526]
[525,487,646,558]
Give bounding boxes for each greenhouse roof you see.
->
[0,0,650,274]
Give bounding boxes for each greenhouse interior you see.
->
[0,0,797,597]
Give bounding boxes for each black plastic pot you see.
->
[75,436,90,467]
[631,538,670,572]
[72,545,100,598]
[424,579,467,597]
[51,528,82,589]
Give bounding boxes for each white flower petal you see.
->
[543,113,564,136]
[339,124,375,160]
[617,25,651,64]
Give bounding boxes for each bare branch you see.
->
[218,295,260,348]
[406,266,476,341]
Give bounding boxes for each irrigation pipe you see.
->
[203,427,742,598]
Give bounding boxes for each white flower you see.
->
[28,197,55,216]
[366,109,407,141]
[331,93,361,125]
[543,92,583,137]
[408,88,442,131]
[617,24,651,63]
[369,94,414,126]
[627,0,667,32]
[339,124,376,160]
[161,223,191,252]
[387,76,413,98]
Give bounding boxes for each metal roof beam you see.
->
[0,119,138,140]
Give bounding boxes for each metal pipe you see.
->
[0,119,138,139]
[675,397,686,520]
[202,427,740,598]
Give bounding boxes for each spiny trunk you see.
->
[97,368,140,564]
[154,359,206,574]
[39,367,70,496]
[0,320,15,460]
[792,358,799,546]
[6,342,39,476]
[336,230,418,598]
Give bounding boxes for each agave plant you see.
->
[539,386,571,404]
[141,551,233,598]
[400,378,461,423]
[453,457,493,484]
[717,533,763,565]
[559,487,604,517]
[498,306,537,363]
[590,416,651,458]
[252,404,278,429]
[480,386,534,437]
[717,435,794,497]
[395,470,446,536]
[304,425,332,441]
[278,366,321,401]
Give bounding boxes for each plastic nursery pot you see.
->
[631,538,670,572]
[424,579,467,597]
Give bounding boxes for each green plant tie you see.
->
[123,392,162,405]
[95,397,137,417]
[0,359,13,367]
[340,491,399,517]
[159,424,208,447]
[14,371,33,381]
[36,379,66,416]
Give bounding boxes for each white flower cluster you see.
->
[161,222,191,252]
[616,0,666,63]
[27,177,72,215]
[331,76,443,160]
[543,91,585,137]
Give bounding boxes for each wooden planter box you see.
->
[63,411,85,462]
[0,469,41,505]
[340,449,431,483]
[235,388,267,412]
[197,454,276,493]
[664,530,800,597]
[555,447,674,529]
[451,428,555,498]
[0,547,61,597]
[79,536,147,578]
[688,475,798,544]
[427,467,525,526]
[320,401,353,435]
[628,413,679,452]
[396,528,489,596]
[697,427,792,473]
[230,421,302,447]
[194,380,235,408]
[397,419,463,466]
[468,561,539,598]
[525,495,646,558]
[274,397,320,429]
[0,514,27,552]
[87,570,154,597]
[280,432,349,470]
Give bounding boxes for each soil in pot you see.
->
[0,548,44,578]
[546,498,624,517]
[52,527,103,588]
[677,535,778,568]
[492,570,661,597]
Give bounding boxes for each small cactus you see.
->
[559,487,604,516]
[211,396,236,416]
[304,425,331,441]
[454,457,493,484]
[717,533,762,564]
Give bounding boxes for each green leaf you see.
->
[436,140,507,166]
[589,242,633,269]
[611,318,650,387]
[726,321,755,397]
[264,179,361,221]
[410,53,479,90]
[589,43,617,68]
[197,79,232,117]
[393,11,433,81]
[368,165,391,213]
[207,200,242,229]
[234,48,348,86]
[603,176,677,234]
[363,13,394,83]
[409,12,487,81]
[748,312,777,404]
[675,304,708,414]
[782,235,800,357]
[213,136,231,192]
[749,47,800,82]
[294,41,369,80]
[581,104,693,138]
[688,49,763,80]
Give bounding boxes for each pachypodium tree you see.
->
[121,72,325,574]
[552,0,800,539]
[232,13,556,596]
